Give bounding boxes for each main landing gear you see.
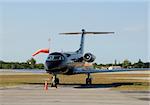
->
[86,73,92,85]
[51,74,59,88]
[50,73,92,88]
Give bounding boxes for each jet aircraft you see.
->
[33,29,149,87]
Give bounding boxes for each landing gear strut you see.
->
[86,73,92,85]
[51,74,59,88]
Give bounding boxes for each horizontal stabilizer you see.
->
[59,32,81,35]
[59,32,114,35]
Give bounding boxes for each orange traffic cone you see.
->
[44,80,48,90]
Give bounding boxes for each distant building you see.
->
[108,66,122,70]
[101,67,109,69]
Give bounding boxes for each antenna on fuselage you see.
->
[59,29,114,55]
[48,38,51,53]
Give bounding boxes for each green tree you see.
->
[93,63,97,69]
[133,59,145,68]
[35,63,44,69]
[27,58,36,69]
[122,59,132,68]
[143,62,150,68]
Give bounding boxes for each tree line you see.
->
[0,58,149,69]
[93,59,150,69]
[0,58,44,69]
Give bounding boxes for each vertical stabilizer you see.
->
[76,29,85,55]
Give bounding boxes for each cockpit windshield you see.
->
[47,55,64,61]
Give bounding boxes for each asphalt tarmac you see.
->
[0,85,149,105]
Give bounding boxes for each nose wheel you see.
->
[86,73,92,85]
[51,74,59,88]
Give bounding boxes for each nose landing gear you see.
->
[51,74,59,88]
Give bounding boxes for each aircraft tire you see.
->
[55,78,59,84]
[86,78,92,85]
[51,83,57,88]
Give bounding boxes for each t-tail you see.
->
[59,29,114,55]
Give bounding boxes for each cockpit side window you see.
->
[47,56,54,61]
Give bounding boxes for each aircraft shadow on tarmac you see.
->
[28,82,135,89]
[61,82,134,89]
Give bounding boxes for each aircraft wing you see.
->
[73,67,150,74]
[9,69,46,73]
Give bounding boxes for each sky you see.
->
[0,0,149,64]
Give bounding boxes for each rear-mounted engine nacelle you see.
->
[83,53,96,62]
